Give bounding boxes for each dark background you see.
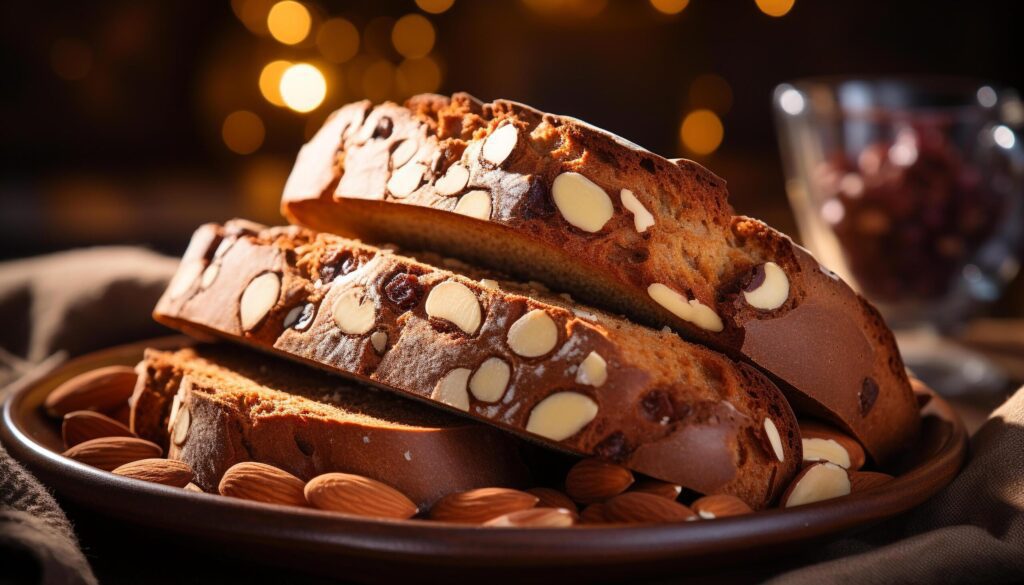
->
[1,0,1022,282]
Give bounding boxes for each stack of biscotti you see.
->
[149,93,919,513]
[130,345,530,508]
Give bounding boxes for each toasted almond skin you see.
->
[112,458,193,487]
[564,458,634,504]
[799,420,866,470]
[849,470,894,493]
[483,507,575,528]
[62,436,163,471]
[526,487,578,514]
[579,503,609,524]
[62,410,136,448]
[219,462,307,507]
[691,494,753,519]
[630,478,683,500]
[305,473,418,519]
[45,366,138,418]
[603,492,694,524]
[429,488,538,524]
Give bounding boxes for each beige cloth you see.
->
[1,247,1023,584]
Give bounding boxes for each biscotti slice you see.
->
[130,344,529,508]
[153,220,801,509]
[280,93,918,463]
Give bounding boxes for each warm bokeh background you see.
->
[1,0,1022,311]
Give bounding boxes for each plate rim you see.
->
[0,337,968,568]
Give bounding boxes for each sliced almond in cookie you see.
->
[620,188,654,233]
[390,138,419,169]
[425,280,482,335]
[332,288,377,335]
[647,283,723,332]
[434,163,470,196]
[575,351,608,387]
[239,272,280,331]
[431,368,471,412]
[525,392,598,441]
[304,472,418,519]
[743,262,790,311]
[481,124,518,166]
[453,190,492,220]
[386,162,427,198]
[764,417,786,462]
[507,309,559,357]
[551,172,614,233]
[468,357,511,403]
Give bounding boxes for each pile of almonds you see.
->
[46,365,917,527]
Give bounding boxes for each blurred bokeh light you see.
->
[649,0,689,15]
[259,59,292,107]
[222,110,265,155]
[316,18,359,63]
[680,109,724,156]
[267,1,311,45]
[415,0,456,15]
[755,0,796,17]
[280,62,327,112]
[392,14,436,59]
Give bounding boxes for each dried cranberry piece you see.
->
[319,249,357,284]
[640,390,675,424]
[594,432,629,462]
[745,264,767,292]
[373,116,393,140]
[384,272,424,311]
[859,377,879,416]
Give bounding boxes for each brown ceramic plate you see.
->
[1,337,966,583]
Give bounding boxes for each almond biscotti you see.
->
[280,93,918,463]
[153,220,801,509]
[130,344,530,507]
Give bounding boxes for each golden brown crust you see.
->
[153,222,801,508]
[281,94,918,462]
[129,345,530,507]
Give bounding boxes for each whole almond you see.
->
[565,458,634,504]
[483,507,575,528]
[112,458,193,487]
[62,436,163,471]
[45,366,138,418]
[799,420,866,470]
[305,473,418,519]
[429,488,538,524]
[691,494,753,519]
[62,410,136,448]
[219,462,307,507]
[603,492,694,524]
[630,478,683,500]
[526,487,578,514]
[580,502,609,524]
[849,470,894,493]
